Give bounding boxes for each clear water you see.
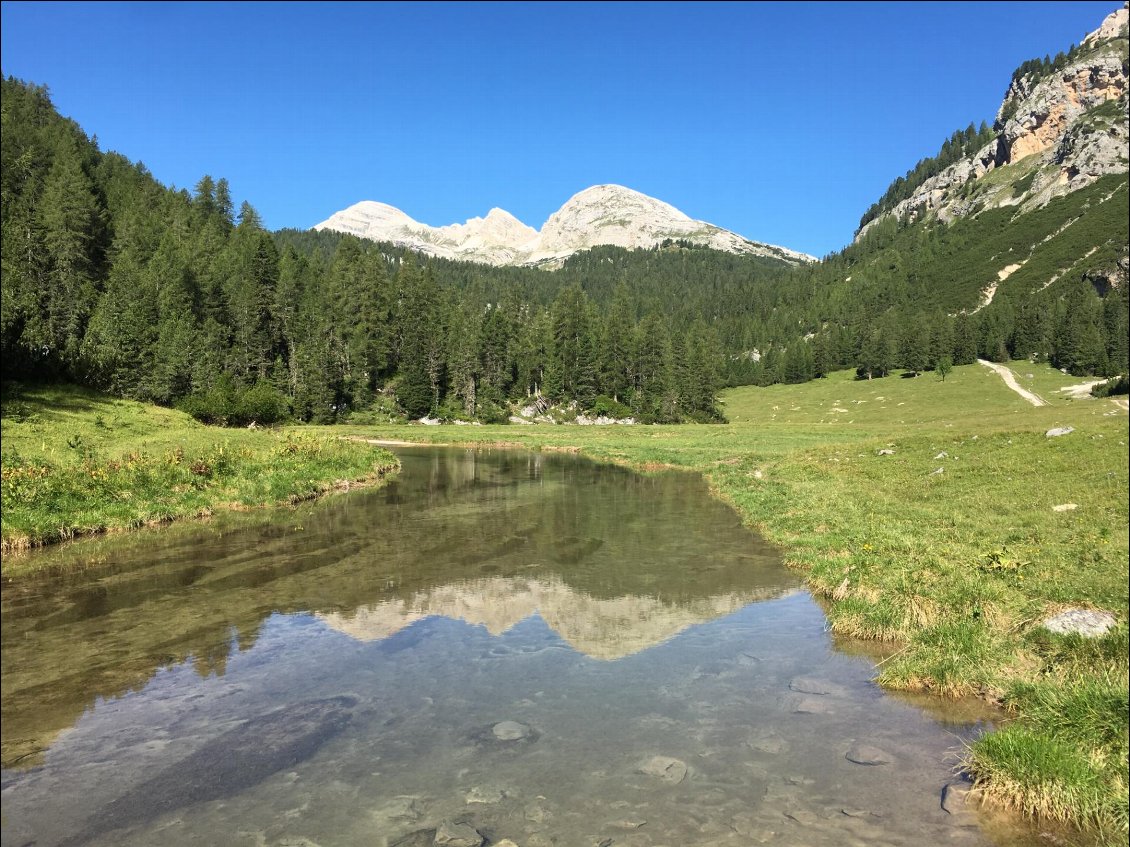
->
[1,447,1050,846]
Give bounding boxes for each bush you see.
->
[178,375,239,425]
[237,380,290,425]
[343,393,405,425]
[590,395,633,419]
[1091,375,1129,397]
[476,399,510,424]
[179,376,289,426]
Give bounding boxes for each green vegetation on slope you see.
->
[858,121,995,231]
[4,73,1125,429]
[0,385,398,555]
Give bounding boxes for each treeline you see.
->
[728,274,1128,387]
[1008,41,1087,89]
[857,122,995,231]
[0,77,724,424]
[770,171,1129,386]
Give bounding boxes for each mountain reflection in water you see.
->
[1,447,793,770]
[2,447,1059,847]
[319,575,792,660]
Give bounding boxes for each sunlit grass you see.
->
[2,364,1127,832]
[1,386,398,558]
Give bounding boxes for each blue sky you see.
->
[1,1,1120,257]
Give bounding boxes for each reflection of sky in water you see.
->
[6,596,1043,847]
[0,449,1057,847]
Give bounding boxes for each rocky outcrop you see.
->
[857,3,1128,241]
[316,184,815,267]
[995,54,1126,165]
[1085,2,1130,46]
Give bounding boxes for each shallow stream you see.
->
[1,447,1051,846]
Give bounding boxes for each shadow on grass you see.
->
[1,383,125,420]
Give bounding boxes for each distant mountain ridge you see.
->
[315,184,816,268]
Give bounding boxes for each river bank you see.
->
[325,364,1128,838]
[0,385,398,562]
[2,365,1126,836]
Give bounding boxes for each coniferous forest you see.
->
[2,75,1127,427]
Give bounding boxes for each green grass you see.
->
[2,367,1127,834]
[322,363,1128,835]
[0,385,398,559]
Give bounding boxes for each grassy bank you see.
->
[327,362,1128,837]
[0,385,398,558]
[1,365,1126,835]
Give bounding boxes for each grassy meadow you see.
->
[0,385,398,559]
[1,361,1127,835]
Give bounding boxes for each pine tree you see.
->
[142,230,200,402]
[546,284,597,403]
[214,178,234,230]
[952,313,978,365]
[479,303,515,405]
[632,312,673,417]
[599,285,635,401]
[193,175,217,219]
[783,338,815,383]
[82,251,157,396]
[446,303,481,417]
[222,205,279,383]
[33,137,102,372]
[900,317,930,375]
[395,258,445,417]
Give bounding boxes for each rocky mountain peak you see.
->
[315,184,815,268]
[1084,2,1129,46]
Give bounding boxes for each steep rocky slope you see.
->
[857,3,1128,241]
[315,184,814,268]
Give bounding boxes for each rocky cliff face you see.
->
[857,3,1128,241]
[315,184,814,268]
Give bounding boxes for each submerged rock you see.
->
[391,832,436,847]
[434,820,484,847]
[788,677,845,696]
[636,755,688,784]
[464,785,507,804]
[60,696,357,847]
[493,720,532,741]
[845,742,894,766]
[793,696,835,715]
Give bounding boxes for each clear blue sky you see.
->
[1,1,1120,257]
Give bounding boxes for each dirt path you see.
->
[978,359,1048,407]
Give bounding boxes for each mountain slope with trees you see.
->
[2,3,1126,425]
